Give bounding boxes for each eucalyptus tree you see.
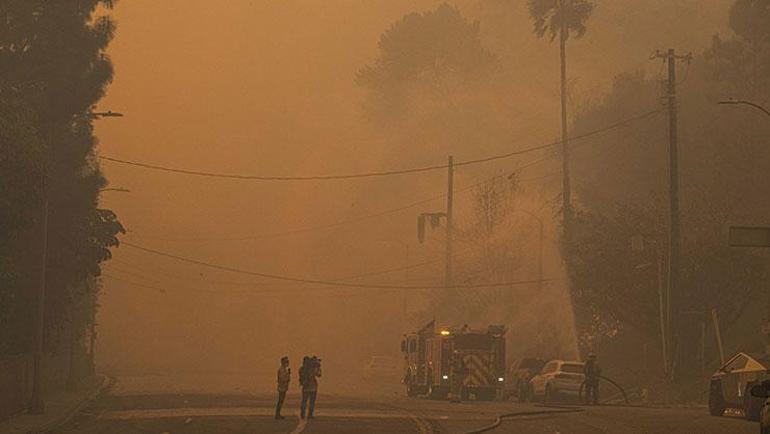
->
[0,1,123,358]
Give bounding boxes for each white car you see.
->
[529,360,585,403]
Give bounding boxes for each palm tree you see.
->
[528,0,593,230]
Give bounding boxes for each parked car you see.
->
[503,358,545,401]
[708,352,770,421]
[529,360,585,404]
[750,380,770,434]
[363,356,401,382]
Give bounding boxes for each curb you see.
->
[30,374,111,434]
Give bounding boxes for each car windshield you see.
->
[560,363,584,374]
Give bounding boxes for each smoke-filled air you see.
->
[2,1,770,433]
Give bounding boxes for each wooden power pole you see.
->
[29,195,48,414]
[652,48,691,379]
[559,0,572,230]
[445,155,454,289]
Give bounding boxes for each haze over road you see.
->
[3,2,770,433]
[54,375,756,434]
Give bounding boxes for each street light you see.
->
[87,110,125,119]
[719,100,770,357]
[30,109,123,414]
[718,99,770,117]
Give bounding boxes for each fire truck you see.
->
[401,321,506,400]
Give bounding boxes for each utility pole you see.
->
[28,112,123,413]
[88,310,97,374]
[445,156,454,289]
[29,194,48,414]
[536,219,544,292]
[652,48,691,380]
[403,244,409,329]
[722,97,770,355]
[66,310,78,392]
[415,155,454,299]
[559,0,572,231]
[656,246,668,377]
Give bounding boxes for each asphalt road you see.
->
[53,379,759,434]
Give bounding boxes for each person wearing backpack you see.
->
[300,356,321,419]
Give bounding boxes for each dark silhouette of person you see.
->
[300,356,322,419]
[275,356,290,420]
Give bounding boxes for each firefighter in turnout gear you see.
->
[275,356,290,419]
[584,353,601,405]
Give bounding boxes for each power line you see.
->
[123,163,530,243]
[100,109,663,182]
[103,273,169,293]
[102,272,291,295]
[99,155,448,181]
[125,153,556,243]
[118,109,663,245]
[120,241,556,290]
[451,110,661,168]
[108,259,279,288]
[337,258,441,281]
[127,193,444,242]
[102,272,439,298]
[110,251,442,286]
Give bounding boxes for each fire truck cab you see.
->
[401,322,506,401]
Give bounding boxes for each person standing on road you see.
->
[275,356,291,420]
[584,353,601,405]
[300,356,322,419]
[299,356,309,388]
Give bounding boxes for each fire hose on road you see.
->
[463,376,628,434]
[578,375,629,405]
[463,407,585,434]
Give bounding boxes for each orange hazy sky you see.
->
[92,0,731,373]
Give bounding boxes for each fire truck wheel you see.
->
[461,387,470,401]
